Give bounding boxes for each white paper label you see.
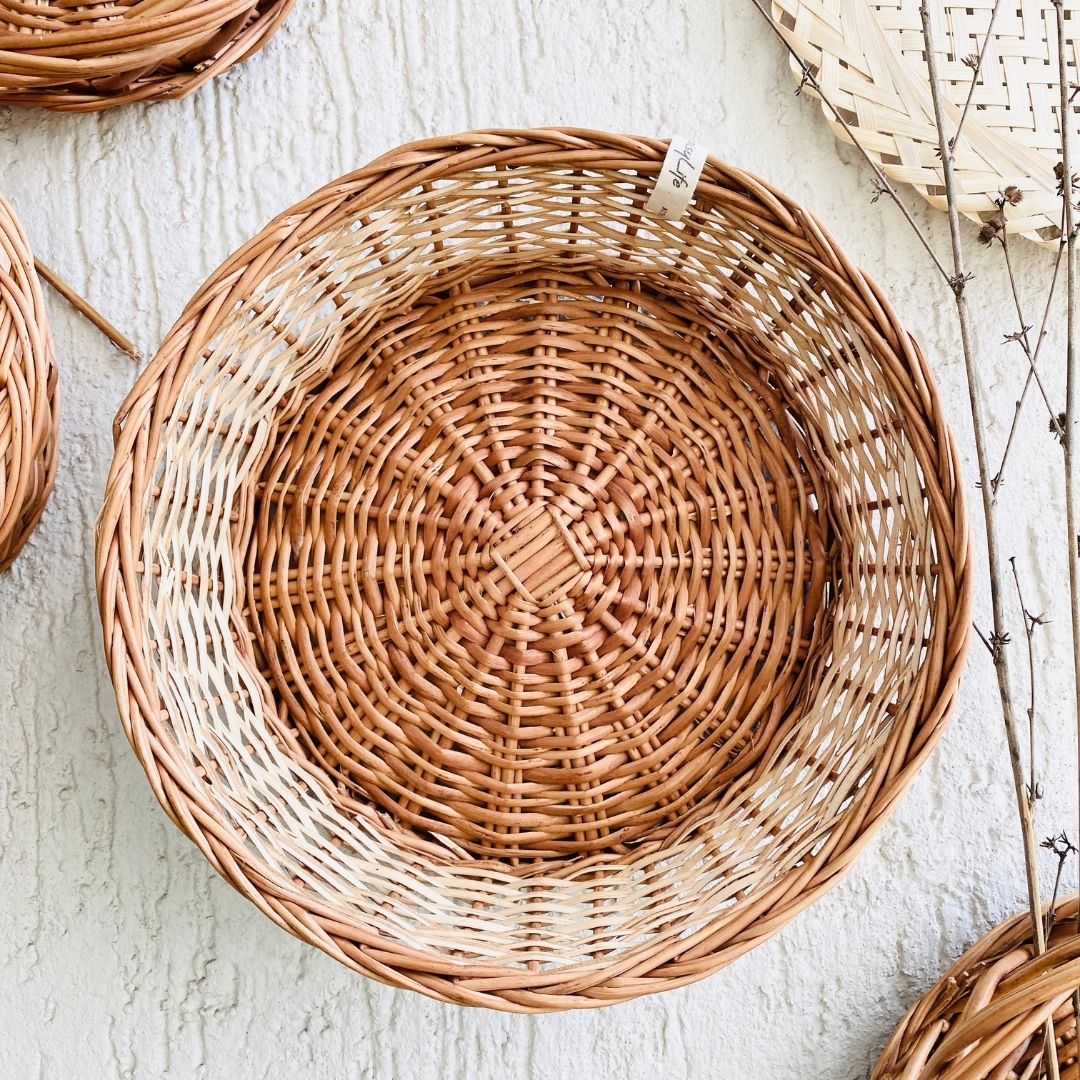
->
[645,136,707,221]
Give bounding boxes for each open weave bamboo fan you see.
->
[0,0,295,111]
[97,129,971,1010]
[874,896,1080,1079]
[0,195,56,574]
[770,0,1080,245]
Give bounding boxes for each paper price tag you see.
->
[645,136,707,222]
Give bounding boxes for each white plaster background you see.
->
[0,2,1076,1077]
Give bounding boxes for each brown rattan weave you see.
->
[96,129,971,1010]
[0,0,295,112]
[0,195,56,574]
[770,1,1080,245]
[874,896,1080,1079]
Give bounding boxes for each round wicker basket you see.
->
[96,129,971,1011]
[0,195,57,575]
[0,0,295,112]
[874,896,1080,1079]
[770,1,1079,246]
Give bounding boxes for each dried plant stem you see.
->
[922,4,1061,1073]
[1050,0,1080,1038]
[748,0,950,284]
[950,0,1002,160]
[1010,558,1041,801]
[1000,230,1062,431]
[32,257,140,363]
[992,229,1064,491]
[919,14,1059,1075]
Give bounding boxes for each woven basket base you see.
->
[242,265,837,866]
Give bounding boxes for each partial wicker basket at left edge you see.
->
[0,196,56,574]
[0,0,295,112]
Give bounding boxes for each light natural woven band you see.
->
[0,195,57,574]
[875,895,1080,1079]
[96,129,971,1011]
[0,0,295,111]
[770,1,1080,245]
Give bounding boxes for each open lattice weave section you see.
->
[770,1,1080,245]
[875,896,1080,1079]
[97,129,970,1010]
[0,195,56,574]
[0,0,295,111]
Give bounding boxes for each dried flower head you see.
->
[1056,161,1079,195]
[1053,411,1068,443]
[1042,832,1078,858]
[962,53,980,69]
[978,217,1004,245]
[870,176,890,204]
[1002,185,1023,205]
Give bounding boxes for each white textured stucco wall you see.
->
[0,2,1077,1077]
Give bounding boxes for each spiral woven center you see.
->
[244,269,835,863]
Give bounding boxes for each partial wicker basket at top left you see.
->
[0,196,56,574]
[0,0,296,111]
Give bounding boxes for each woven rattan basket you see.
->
[770,1,1079,245]
[874,896,1080,1079]
[0,196,56,574]
[96,129,971,1010]
[0,0,294,111]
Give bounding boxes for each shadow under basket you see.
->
[96,129,971,1011]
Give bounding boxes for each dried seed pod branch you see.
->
[1051,0,1080,1031]
[920,0,1052,975]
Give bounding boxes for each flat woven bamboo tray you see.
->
[875,896,1080,1079]
[96,129,971,1011]
[769,1,1079,245]
[0,0,295,111]
[0,195,56,574]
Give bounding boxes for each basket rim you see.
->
[95,127,973,1011]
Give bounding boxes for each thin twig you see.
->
[749,0,951,283]
[920,5,1060,1071]
[1050,0,1080,1042]
[992,220,1065,490]
[1000,228,1063,432]
[1010,556,1044,802]
[32,257,140,363]
[950,0,1003,160]
[1042,833,1077,941]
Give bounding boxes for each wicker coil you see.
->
[0,0,295,111]
[770,1,1080,246]
[0,195,56,574]
[96,129,971,1010]
[875,896,1080,1079]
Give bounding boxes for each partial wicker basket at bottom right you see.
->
[875,896,1080,1080]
